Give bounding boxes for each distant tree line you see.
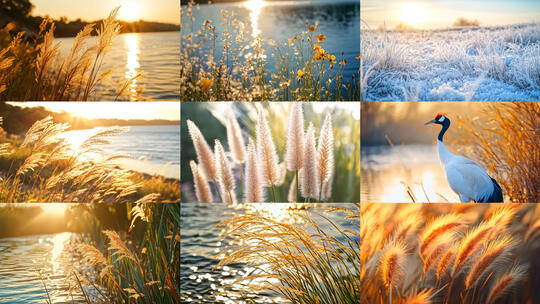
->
[1,0,179,38]
[0,102,179,135]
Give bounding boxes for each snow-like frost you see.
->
[360,23,540,101]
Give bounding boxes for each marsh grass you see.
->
[216,203,360,304]
[180,0,359,101]
[0,116,169,203]
[451,102,539,202]
[76,203,181,303]
[361,203,540,304]
[0,7,143,101]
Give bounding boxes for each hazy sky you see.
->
[361,0,540,29]
[32,0,179,24]
[12,102,180,120]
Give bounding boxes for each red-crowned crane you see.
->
[425,113,503,202]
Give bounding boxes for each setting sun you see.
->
[119,2,141,21]
[399,2,428,26]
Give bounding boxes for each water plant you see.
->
[0,116,173,203]
[0,7,143,101]
[216,203,360,304]
[180,0,359,101]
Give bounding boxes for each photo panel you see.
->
[180,202,360,303]
[360,203,540,304]
[1,0,180,101]
[0,202,180,302]
[361,102,539,203]
[181,102,360,203]
[180,0,360,101]
[360,0,540,101]
[0,102,180,203]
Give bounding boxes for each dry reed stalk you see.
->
[285,103,305,172]
[214,139,235,202]
[380,241,407,288]
[187,120,218,182]
[404,289,432,304]
[226,115,246,164]
[452,222,493,277]
[486,265,526,304]
[317,113,334,200]
[301,123,319,200]
[190,160,213,202]
[288,174,297,202]
[420,213,465,255]
[244,139,264,202]
[465,235,513,288]
[256,109,281,187]
[103,230,137,262]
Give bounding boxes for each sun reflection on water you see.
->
[244,0,267,38]
[124,33,140,100]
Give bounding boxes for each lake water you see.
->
[0,233,93,303]
[361,145,460,202]
[180,203,358,304]
[57,32,179,100]
[62,125,180,179]
[184,0,360,81]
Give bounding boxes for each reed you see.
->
[361,204,537,304]
[216,203,360,304]
[0,8,144,101]
[0,116,169,203]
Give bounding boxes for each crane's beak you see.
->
[424,119,436,125]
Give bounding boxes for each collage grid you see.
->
[0,0,538,303]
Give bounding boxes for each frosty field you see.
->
[360,23,540,101]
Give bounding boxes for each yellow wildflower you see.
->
[355,56,361,60]
[328,54,336,63]
[297,68,306,78]
[184,52,188,59]
[309,25,317,32]
[202,78,212,91]
[314,44,322,50]
[316,34,326,43]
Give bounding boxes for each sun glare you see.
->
[399,2,428,26]
[119,2,141,22]
[244,0,267,38]
[40,204,67,216]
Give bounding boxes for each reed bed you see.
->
[0,7,143,101]
[180,0,359,101]
[0,116,168,203]
[74,203,180,303]
[184,103,359,203]
[451,102,540,202]
[361,203,540,304]
[216,203,360,304]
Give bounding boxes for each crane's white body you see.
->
[438,140,495,202]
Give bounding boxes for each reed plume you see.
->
[380,240,407,288]
[190,160,213,202]
[226,115,246,164]
[103,230,137,262]
[404,289,432,304]
[486,265,526,304]
[436,248,456,280]
[301,123,319,200]
[187,120,218,182]
[420,213,465,255]
[465,235,513,288]
[317,113,334,200]
[452,221,493,277]
[285,103,304,171]
[256,108,280,200]
[214,139,235,203]
[244,138,264,202]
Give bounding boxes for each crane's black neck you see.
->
[438,119,450,142]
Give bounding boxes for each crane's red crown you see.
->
[435,113,448,120]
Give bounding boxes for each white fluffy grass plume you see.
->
[317,113,334,200]
[226,115,246,164]
[187,120,218,182]
[301,122,319,199]
[256,108,280,186]
[285,103,304,172]
[244,138,265,202]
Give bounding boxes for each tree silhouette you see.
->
[0,0,34,20]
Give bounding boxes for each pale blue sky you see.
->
[361,0,540,29]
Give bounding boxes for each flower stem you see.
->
[295,170,299,202]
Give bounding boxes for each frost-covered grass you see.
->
[360,23,540,101]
